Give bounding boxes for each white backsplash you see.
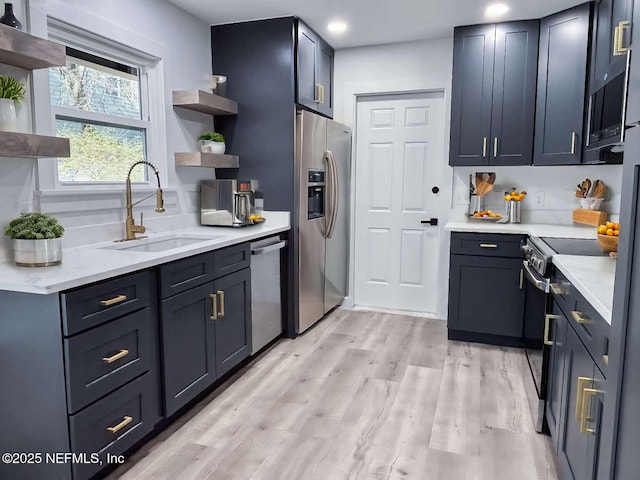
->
[451,164,623,224]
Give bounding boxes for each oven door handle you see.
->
[523,260,550,293]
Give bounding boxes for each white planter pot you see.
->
[0,98,17,132]
[14,238,63,267]
[199,140,226,154]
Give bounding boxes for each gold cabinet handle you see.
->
[616,21,631,55]
[519,269,524,290]
[102,349,129,364]
[217,290,225,317]
[318,84,325,104]
[544,315,561,346]
[210,293,218,320]
[549,283,566,296]
[576,377,592,419]
[480,244,498,248]
[315,84,322,103]
[100,294,127,306]
[493,137,498,157]
[107,415,133,434]
[482,137,487,157]
[571,310,590,324]
[571,132,577,155]
[603,354,609,365]
[580,388,603,434]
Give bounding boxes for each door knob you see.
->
[432,186,440,194]
[421,218,438,226]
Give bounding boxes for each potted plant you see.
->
[5,213,65,267]
[197,131,225,154]
[0,74,24,132]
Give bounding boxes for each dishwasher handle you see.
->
[251,240,287,256]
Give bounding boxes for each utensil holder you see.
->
[506,200,521,223]
[469,195,485,215]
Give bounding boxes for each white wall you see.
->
[335,37,624,321]
[0,0,215,259]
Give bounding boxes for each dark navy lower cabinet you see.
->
[546,301,568,450]
[447,233,526,346]
[161,282,218,417]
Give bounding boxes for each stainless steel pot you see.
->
[14,238,62,267]
[506,200,522,223]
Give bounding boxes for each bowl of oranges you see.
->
[597,222,620,253]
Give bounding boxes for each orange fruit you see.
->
[504,195,512,201]
[597,225,607,235]
[510,191,517,196]
[606,222,615,229]
[614,222,620,230]
[518,193,526,200]
[614,230,620,236]
[607,228,614,236]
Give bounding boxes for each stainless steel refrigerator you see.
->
[295,110,351,334]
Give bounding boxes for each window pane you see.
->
[50,54,142,120]
[56,119,147,182]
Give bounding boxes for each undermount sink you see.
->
[101,234,225,253]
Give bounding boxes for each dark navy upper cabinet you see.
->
[296,20,334,118]
[590,0,633,94]
[450,24,495,166]
[534,4,591,165]
[450,21,539,166]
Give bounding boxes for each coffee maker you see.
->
[200,180,257,227]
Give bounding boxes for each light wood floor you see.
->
[108,309,560,480]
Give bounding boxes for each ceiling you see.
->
[168,0,584,49]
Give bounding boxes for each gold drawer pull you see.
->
[218,290,225,317]
[576,377,592,419]
[100,295,127,307]
[550,283,566,296]
[580,388,603,434]
[210,293,218,320]
[107,415,133,434]
[102,349,129,364]
[571,310,590,324]
[544,315,561,346]
[480,244,498,248]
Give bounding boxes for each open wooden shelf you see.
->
[172,90,238,116]
[0,131,70,158]
[175,152,239,168]
[0,24,66,70]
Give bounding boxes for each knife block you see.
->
[573,209,607,226]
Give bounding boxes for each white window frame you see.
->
[33,16,168,194]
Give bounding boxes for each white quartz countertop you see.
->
[552,254,616,324]
[0,212,290,295]
[445,220,614,324]
[445,220,597,239]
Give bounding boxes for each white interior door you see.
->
[354,92,444,314]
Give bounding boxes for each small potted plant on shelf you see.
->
[5,213,65,267]
[197,131,225,154]
[0,74,24,132]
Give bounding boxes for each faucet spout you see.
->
[124,161,165,241]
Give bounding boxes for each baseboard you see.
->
[448,329,524,348]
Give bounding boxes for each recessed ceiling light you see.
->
[327,21,348,34]
[485,3,509,18]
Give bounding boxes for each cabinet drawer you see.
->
[213,243,250,278]
[450,232,526,258]
[64,307,156,414]
[69,371,158,480]
[159,252,215,299]
[62,271,152,336]
[570,295,610,376]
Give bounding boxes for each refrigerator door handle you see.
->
[324,150,339,239]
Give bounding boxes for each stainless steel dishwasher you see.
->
[251,235,286,353]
